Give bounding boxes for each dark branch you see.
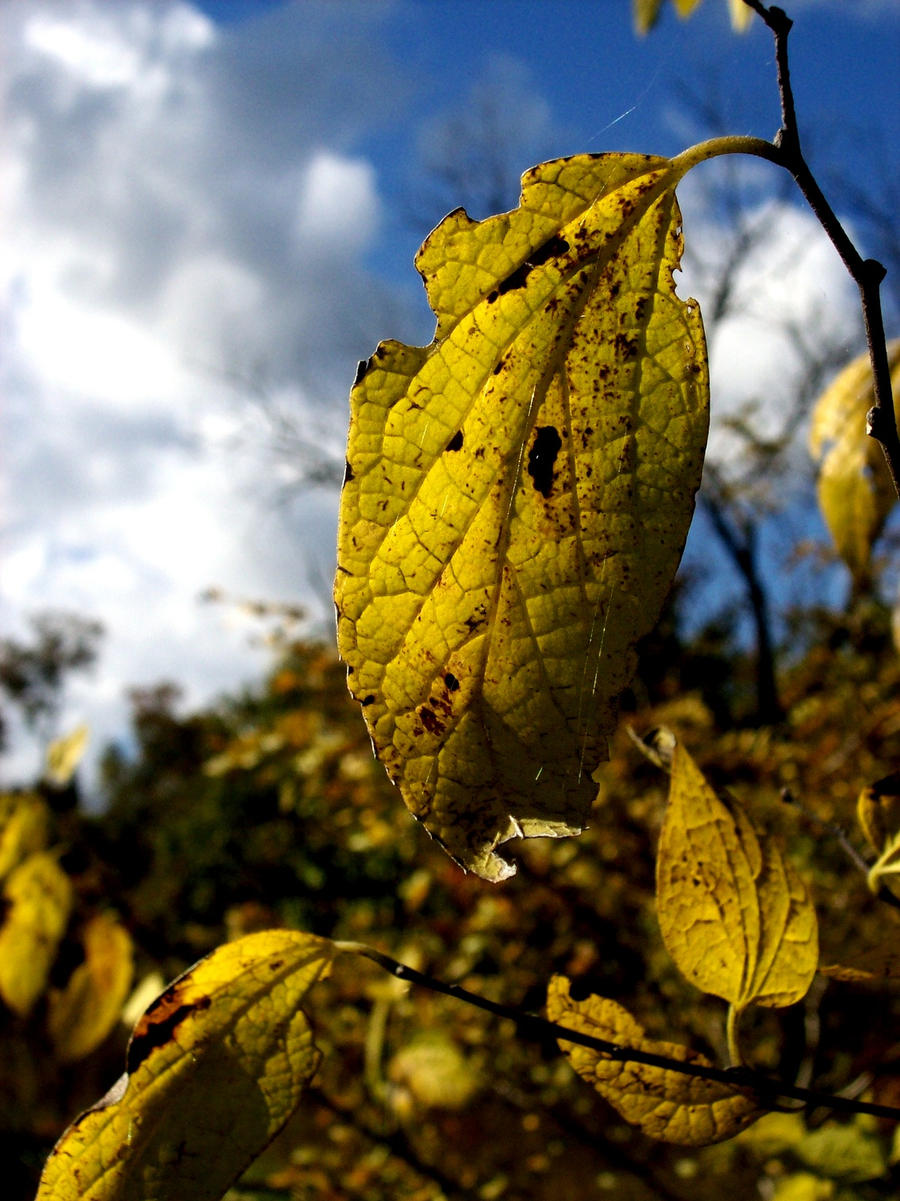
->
[742,0,900,494]
[337,943,900,1123]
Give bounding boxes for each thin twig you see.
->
[335,942,900,1123]
[742,0,900,494]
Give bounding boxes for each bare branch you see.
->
[335,942,900,1123]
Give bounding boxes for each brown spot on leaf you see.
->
[128,990,212,1074]
[419,707,444,736]
[527,426,563,498]
[444,673,460,691]
[446,430,464,452]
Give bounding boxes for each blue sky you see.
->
[1,0,897,789]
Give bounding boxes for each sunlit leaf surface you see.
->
[656,745,817,1010]
[547,975,761,1144]
[336,153,709,879]
[37,930,334,1201]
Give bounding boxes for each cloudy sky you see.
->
[2,0,897,790]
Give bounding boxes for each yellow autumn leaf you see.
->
[546,975,762,1144]
[656,745,817,1011]
[0,792,51,882]
[45,724,90,787]
[336,151,710,881]
[48,912,134,1064]
[809,340,900,586]
[0,850,73,1017]
[37,929,334,1201]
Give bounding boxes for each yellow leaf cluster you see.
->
[546,975,762,1144]
[656,745,817,1012]
[808,341,900,587]
[336,152,710,880]
[634,0,752,35]
[37,929,334,1201]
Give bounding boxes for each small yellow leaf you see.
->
[727,0,754,32]
[0,850,73,1017]
[857,771,900,857]
[45,724,90,787]
[336,152,710,880]
[48,913,135,1063]
[546,975,762,1144]
[656,745,817,1011]
[0,792,51,882]
[37,929,334,1201]
[809,340,900,585]
[633,0,665,33]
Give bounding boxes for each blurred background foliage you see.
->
[2,576,899,1201]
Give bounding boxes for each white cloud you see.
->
[0,0,406,792]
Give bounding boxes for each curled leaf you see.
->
[656,745,817,1011]
[37,930,334,1201]
[336,152,710,880]
[809,340,900,586]
[857,771,900,857]
[547,975,762,1144]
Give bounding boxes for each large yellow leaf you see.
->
[808,340,900,586]
[656,745,817,1011]
[0,792,51,882]
[37,929,334,1201]
[48,912,135,1064]
[0,850,73,1017]
[336,152,710,880]
[546,975,762,1144]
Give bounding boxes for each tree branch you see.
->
[742,0,900,495]
[335,942,900,1123]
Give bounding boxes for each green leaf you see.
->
[808,340,900,587]
[656,745,817,1012]
[336,153,710,880]
[546,975,762,1144]
[37,929,334,1201]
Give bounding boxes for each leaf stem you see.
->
[333,941,900,1123]
[725,1004,744,1068]
[741,0,900,495]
